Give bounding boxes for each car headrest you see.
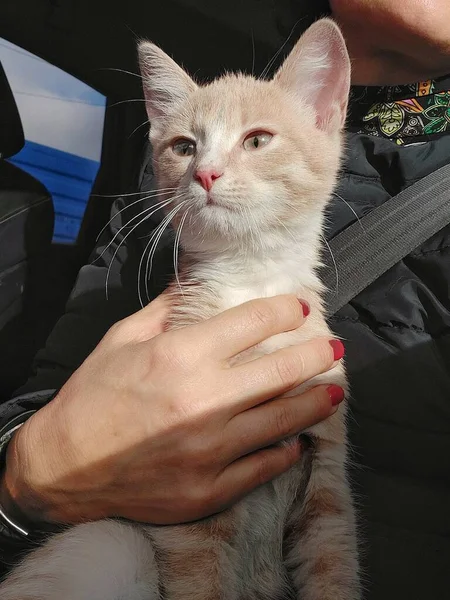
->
[0,61,25,159]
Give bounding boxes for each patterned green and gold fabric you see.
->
[349,76,450,145]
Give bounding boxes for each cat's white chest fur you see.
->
[215,265,303,309]
[171,250,331,361]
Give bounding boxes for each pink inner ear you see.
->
[315,60,349,131]
[138,41,198,128]
[275,20,351,133]
[311,29,350,132]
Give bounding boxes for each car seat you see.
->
[0,62,54,399]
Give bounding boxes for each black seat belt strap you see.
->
[323,163,450,315]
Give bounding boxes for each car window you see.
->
[0,38,106,244]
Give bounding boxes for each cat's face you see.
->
[139,19,351,253]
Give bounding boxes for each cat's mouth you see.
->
[203,192,237,212]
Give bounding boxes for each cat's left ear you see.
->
[138,42,197,133]
[274,19,351,133]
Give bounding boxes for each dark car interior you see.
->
[0,0,330,399]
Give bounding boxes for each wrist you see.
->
[0,411,36,536]
[1,421,55,526]
[0,468,35,536]
[2,406,76,526]
[6,397,113,526]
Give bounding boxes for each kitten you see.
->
[0,18,360,600]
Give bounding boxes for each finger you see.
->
[213,438,304,509]
[226,337,343,413]
[182,295,309,360]
[107,292,173,344]
[136,288,173,319]
[225,384,343,461]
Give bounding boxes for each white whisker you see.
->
[137,201,188,307]
[95,195,179,264]
[128,119,151,139]
[91,187,176,199]
[321,234,339,296]
[94,189,178,244]
[273,215,298,244]
[259,19,301,79]
[104,196,183,299]
[99,67,143,80]
[109,98,147,108]
[253,209,266,252]
[144,202,188,301]
[173,208,191,298]
[332,192,364,230]
[241,205,255,253]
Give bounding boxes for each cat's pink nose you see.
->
[194,169,222,192]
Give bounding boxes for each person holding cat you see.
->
[0,1,449,599]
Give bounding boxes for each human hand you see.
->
[2,294,344,526]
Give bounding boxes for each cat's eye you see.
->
[172,138,196,157]
[243,132,273,151]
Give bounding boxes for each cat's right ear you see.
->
[138,42,197,133]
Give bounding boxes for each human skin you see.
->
[330,0,450,84]
[0,294,344,526]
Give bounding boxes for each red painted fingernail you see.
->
[329,339,345,361]
[298,300,310,317]
[327,384,345,406]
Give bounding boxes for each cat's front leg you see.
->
[0,520,159,600]
[285,413,361,600]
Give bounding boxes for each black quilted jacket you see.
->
[1,109,450,600]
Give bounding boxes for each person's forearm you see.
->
[330,0,450,85]
[0,394,60,542]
